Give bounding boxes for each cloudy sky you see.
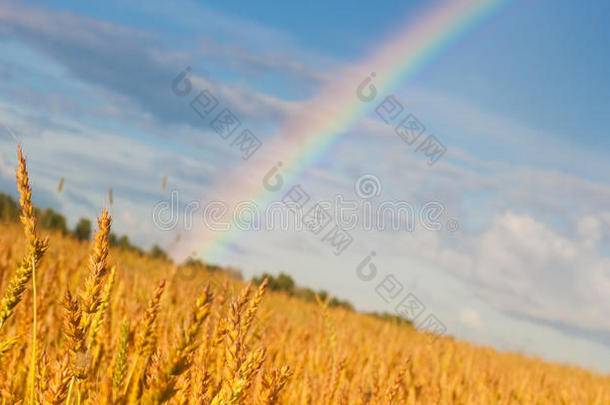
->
[0,0,609,372]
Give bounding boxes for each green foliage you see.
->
[293,287,316,302]
[149,244,169,261]
[39,208,68,234]
[252,272,354,311]
[367,311,414,327]
[0,192,69,235]
[107,232,143,255]
[73,217,92,241]
[0,192,20,222]
[253,272,295,294]
[329,297,354,311]
[206,263,221,272]
[109,232,119,246]
[182,256,205,269]
[0,193,69,236]
[0,191,358,316]
[117,235,144,255]
[118,235,131,249]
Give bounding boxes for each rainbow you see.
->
[173,0,507,262]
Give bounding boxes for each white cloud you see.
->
[460,308,482,329]
[454,212,610,333]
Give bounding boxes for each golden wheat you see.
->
[0,146,608,404]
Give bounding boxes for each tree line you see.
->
[1,191,412,327]
[0,191,168,259]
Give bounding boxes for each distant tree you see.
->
[274,273,295,294]
[39,208,68,234]
[294,287,316,302]
[73,218,92,241]
[252,272,353,310]
[253,272,295,294]
[109,232,119,246]
[329,297,354,311]
[368,311,414,327]
[113,234,143,255]
[0,192,20,222]
[118,235,131,250]
[252,273,270,287]
[206,263,221,272]
[317,290,329,302]
[183,256,205,268]
[149,244,169,261]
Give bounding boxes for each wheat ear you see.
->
[0,146,48,331]
[260,365,292,405]
[144,286,212,403]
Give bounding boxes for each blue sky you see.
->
[0,0,610,373]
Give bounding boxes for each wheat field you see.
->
[0,146,609,404]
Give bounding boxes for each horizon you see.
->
[1,0,609,374]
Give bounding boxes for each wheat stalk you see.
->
[144,286,212,403]
[0,146,48,331]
